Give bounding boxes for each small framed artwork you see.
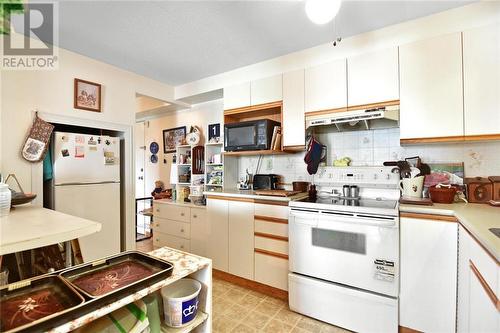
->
[74,78,101,112]
[163,126,186,153]
[208,123,220,143]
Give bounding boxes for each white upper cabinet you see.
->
[347,47,399,106]
[282,69,305,148]
[251,74,283,106]
[305,59,347,113]
[463,23,500,136]
[399,32,464,139]
[224,82,251,110]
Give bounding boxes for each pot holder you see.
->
[304,136,325,175]
[21,114,54,163]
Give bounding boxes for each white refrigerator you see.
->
[53,131,121,262]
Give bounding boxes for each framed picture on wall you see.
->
[74,78,102,112]
[163,126,186,153]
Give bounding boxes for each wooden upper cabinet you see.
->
[224,82,251,110]
[399,32,464,140]
[305,59,347,113]
[282,69,305,148]
[463,23,500,136]
[347,47,399,106]
[251,74,283,106]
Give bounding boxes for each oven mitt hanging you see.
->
[304,137,325,175]
[21,114,54,163]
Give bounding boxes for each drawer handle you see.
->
[469,260,500,310]
[156,209,160,212]
[181,228,185,233]
[155,238,159,241]
[181,213,185,216]
[180,245,184,249]
[193,215,197,218]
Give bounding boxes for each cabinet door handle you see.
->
[180,245,184,249]
[156,209,160,212]
[469,260,500,310]
[180,228,184,233]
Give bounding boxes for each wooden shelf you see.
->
[206,184,223,187]
[223,149,290,156]
[161,311,208,333]
[206,163,223,166]
[177,163,191,166]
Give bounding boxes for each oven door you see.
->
[289,208,399,297]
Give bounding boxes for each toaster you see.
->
[253,174,279,191]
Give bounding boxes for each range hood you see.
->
[306,105,399,132]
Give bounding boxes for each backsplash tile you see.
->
[237,128,500,184]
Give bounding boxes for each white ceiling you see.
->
[44,1,473,86]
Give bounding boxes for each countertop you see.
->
[49,247,211,332]
[203,189,309,202]
[154,198,206,209]
[400,203,500,262]
[0,205,102,255]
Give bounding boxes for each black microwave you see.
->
[224,119,280,151]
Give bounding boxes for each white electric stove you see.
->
[288,167,400,333]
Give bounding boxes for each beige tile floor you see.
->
[212,278,351,333]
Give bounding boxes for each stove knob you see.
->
[373,174,378,180]
[386,174,391,180]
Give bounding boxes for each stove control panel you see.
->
[315,166,399,187]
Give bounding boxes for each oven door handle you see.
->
[290,214,318,227]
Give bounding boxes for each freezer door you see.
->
[53,132,120,185]
[54,183,121,262]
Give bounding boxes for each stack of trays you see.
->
[0,251,174,333]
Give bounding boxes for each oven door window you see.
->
[312,228,366,255]
[227,126,256,147]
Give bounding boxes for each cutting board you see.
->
[254,190,301,197]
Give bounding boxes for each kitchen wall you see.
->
[0,33,175,251]
[237,128,500,185]
[141,99,223,190]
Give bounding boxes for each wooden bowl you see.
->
[11,193,37,206]
[429,186,456,204]
[292,181,310,192]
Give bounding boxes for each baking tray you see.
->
[0,275,85,333]
[59,251,174,299]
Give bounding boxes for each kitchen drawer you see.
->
[255,219,288,238]
[255,236,288,255]
[153,231,190,252]
[254,203,289,219]
[255,252,288,291]
[464,228,498,295]
[154,204,190,223]
[154,217,190,240]
[191,207,206,222]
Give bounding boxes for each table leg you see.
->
[65,241,72,267]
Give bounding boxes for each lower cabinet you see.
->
[190,207,208,257]
[152,201,206,255]
[400,215,458,332]
[457,225,499,333]
[228,200,255,280]
[255,252,288,291]
[206,198,229,271]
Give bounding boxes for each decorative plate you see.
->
[149,142,159,154]
[186,132,200,146]
[150,154,158,163]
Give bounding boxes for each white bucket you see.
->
[161,278,202,327]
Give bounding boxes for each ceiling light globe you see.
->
[305,0,342,25]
